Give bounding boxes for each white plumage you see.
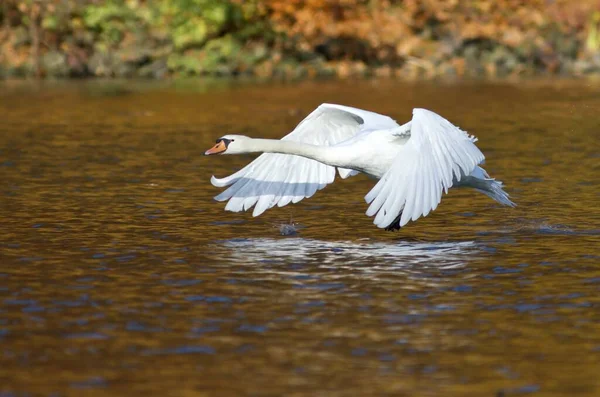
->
[205,104,514,230]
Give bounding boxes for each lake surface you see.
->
[0,78,599,396]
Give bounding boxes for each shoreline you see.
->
[2,75,599,98]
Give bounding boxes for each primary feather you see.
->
[365,108,486,228]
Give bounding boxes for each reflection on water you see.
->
[219,237,476,269]
[1,79,599,396]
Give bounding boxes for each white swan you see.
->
[205,104,515,231]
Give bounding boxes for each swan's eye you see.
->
[230,139,235,142]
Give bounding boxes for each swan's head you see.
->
[204,135,250,155]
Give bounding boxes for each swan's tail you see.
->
[460,166,516,207]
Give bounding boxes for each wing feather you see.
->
[366,108,485,229]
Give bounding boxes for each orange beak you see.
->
[205,141,227,155]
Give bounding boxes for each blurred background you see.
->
[2,0,600,80]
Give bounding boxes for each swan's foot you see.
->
[384,212,403,232]
[279,223,299,236]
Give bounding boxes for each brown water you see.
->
[0,79,599,397]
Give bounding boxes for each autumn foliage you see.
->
[1,0,600,79]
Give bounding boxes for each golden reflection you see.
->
[0,80,599,396]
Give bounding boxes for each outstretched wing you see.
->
[365,108,485,229]
[212,103,400,216]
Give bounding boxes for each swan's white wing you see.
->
[365,108,485,229]
[212,104,400,216]
[317,103,399,131]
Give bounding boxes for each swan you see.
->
[205,104,515,231]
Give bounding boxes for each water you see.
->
[1,79,599,396]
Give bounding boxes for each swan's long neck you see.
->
[244,138,343,166]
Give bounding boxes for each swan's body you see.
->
[205,104,515,230]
